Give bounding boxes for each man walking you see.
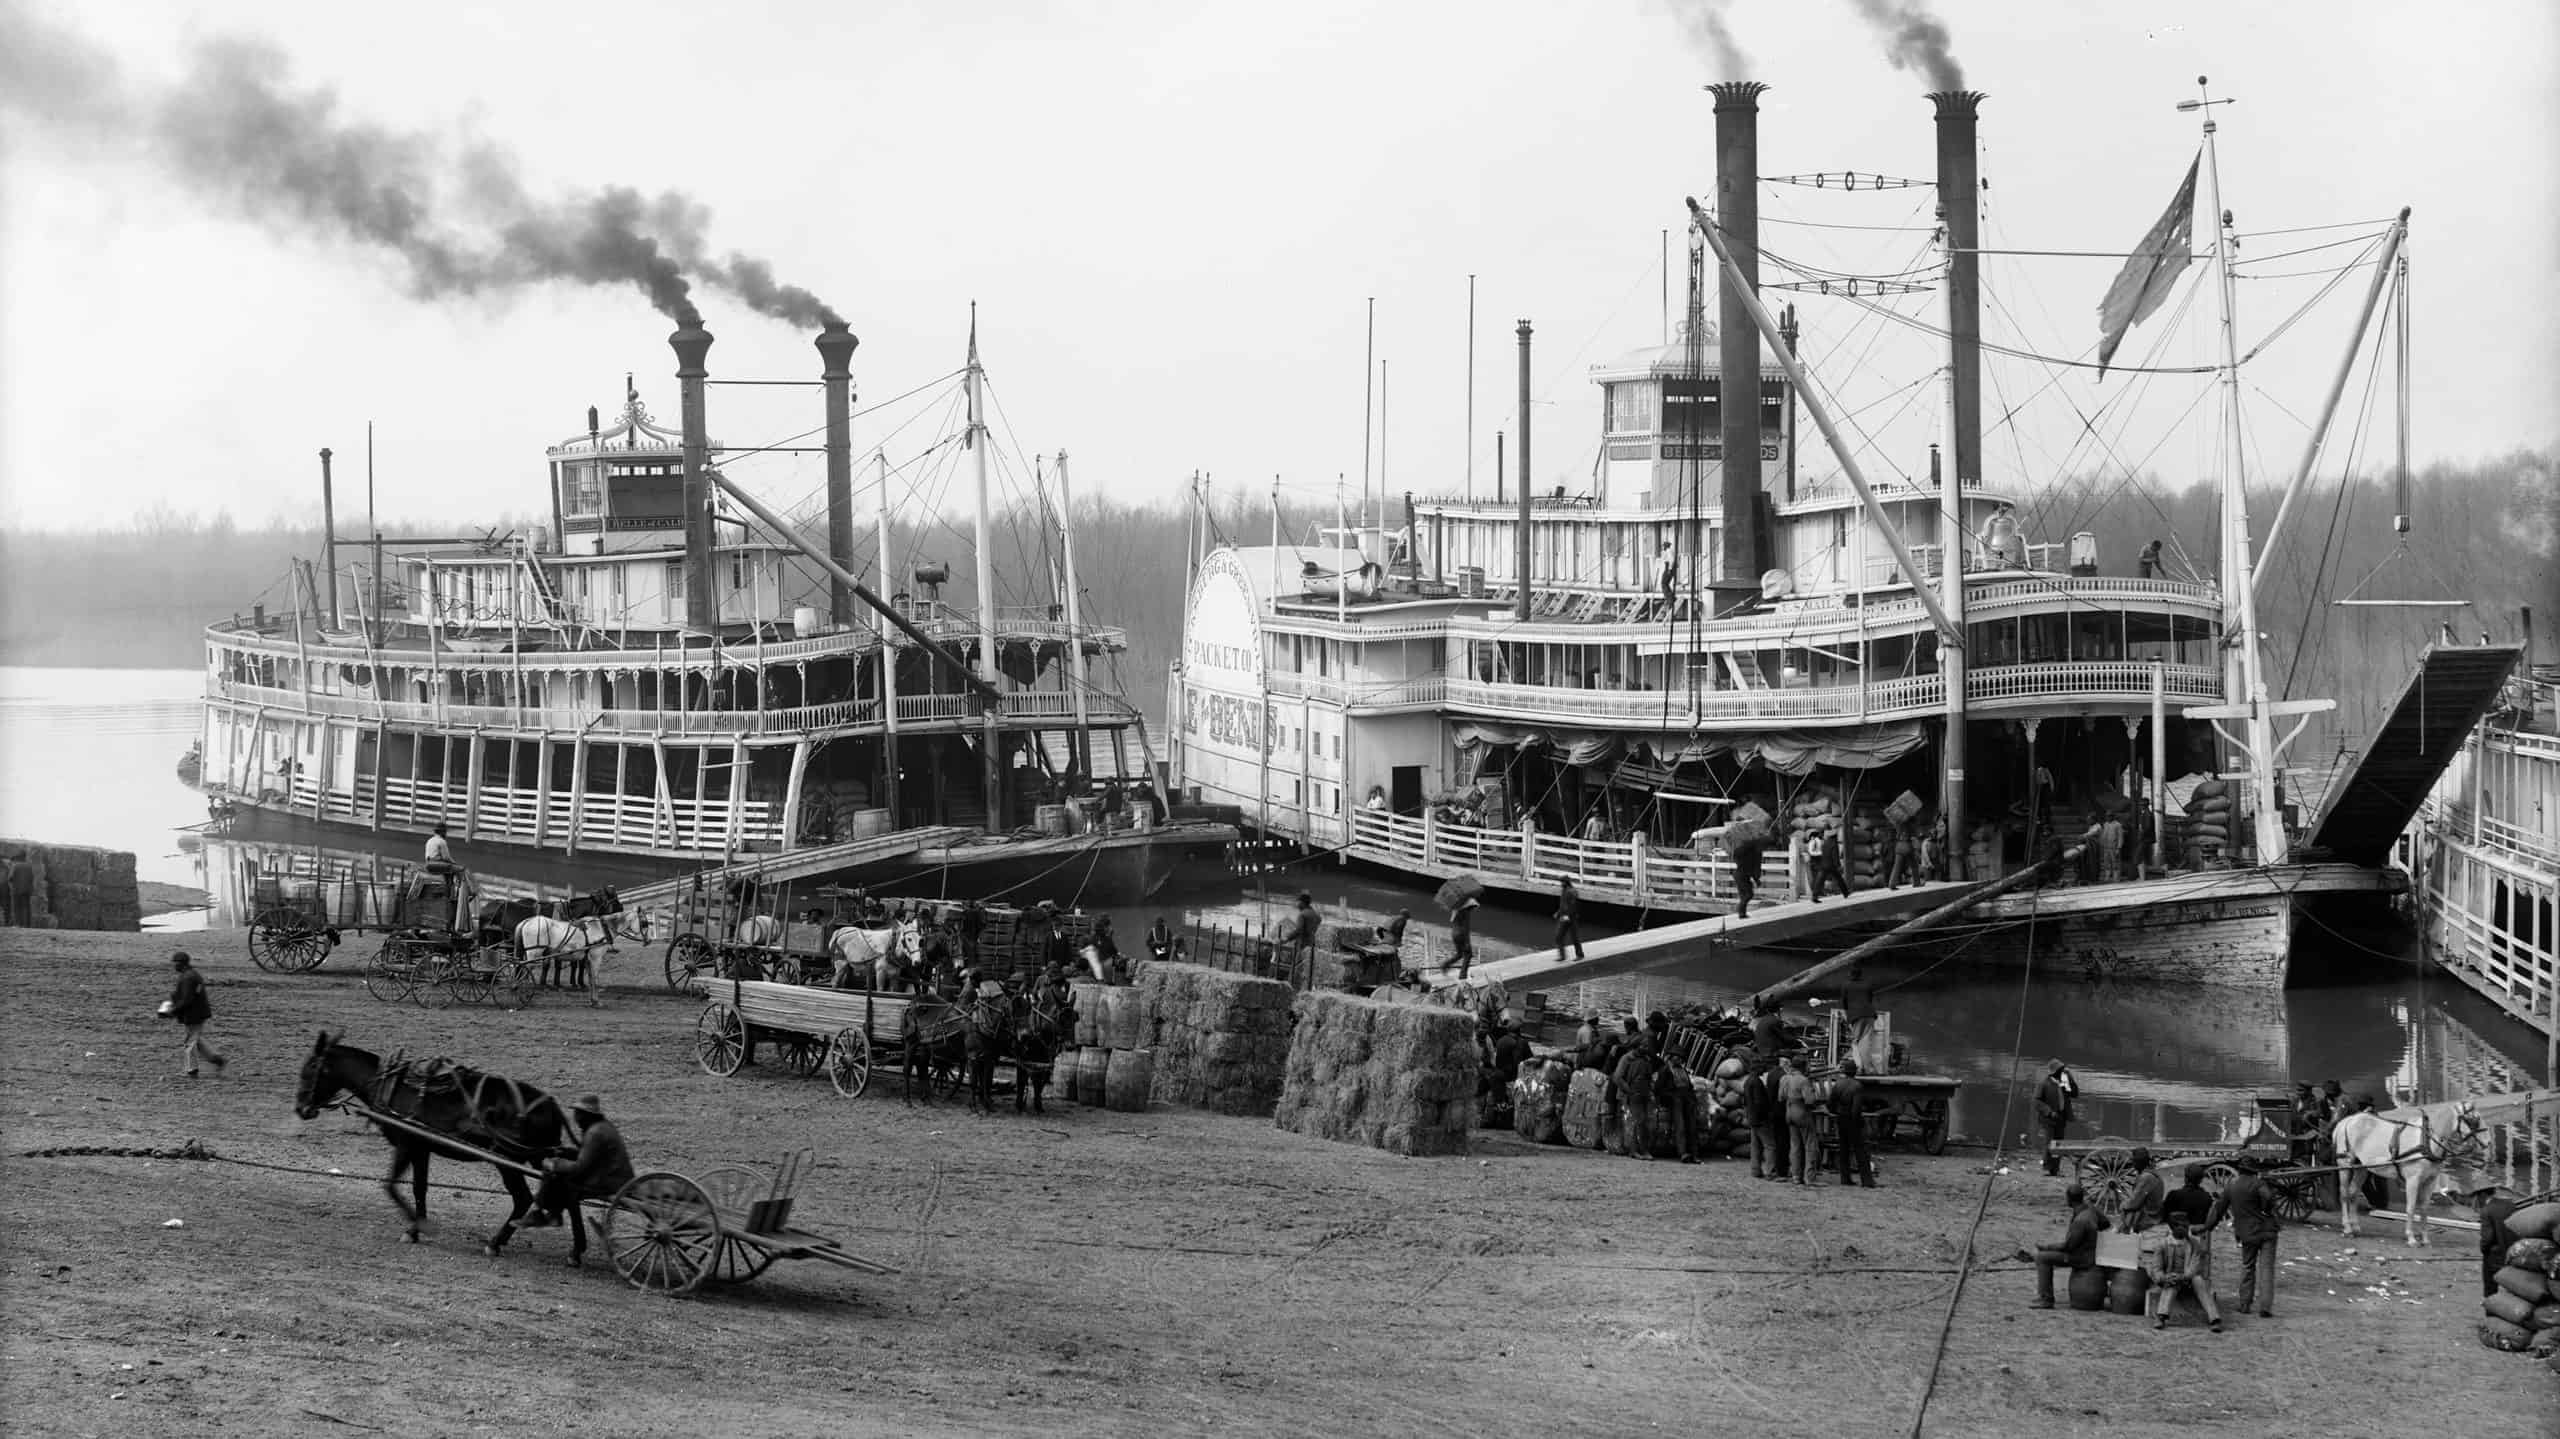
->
[1804,828,1847,901]
[2096,811,2126,884]
[2024,1183,2109,1310]
[1290,892,1322,980]
[2035,1058,2080,1176]
[1885,822,1918,889]
[164,951,226,1078]
[2204,1161,2283,1318]
[1553,878,1586,963]
[1443,896,1479,980]
[1728,833,1764,919]
[1831,1056,1875,1187]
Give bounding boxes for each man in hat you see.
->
[1443,896,1478,981]
[1290,892,1322,980]
[1830,1056,1875,1188]
[2203,1160,2282,1317]
[2121,1148,2166,1233]
[526,1093,635,1238]
[2469,1181,2521,1300]
[2034,1059,2080,1176]
[2142,1212,2223,1332]
[1553,877,1587,963]
[2023,1182,2109,1310]
[164,951,226,1078]
[422,822,454,872]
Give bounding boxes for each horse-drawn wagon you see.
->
[691,976,930,1098]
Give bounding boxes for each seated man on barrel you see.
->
[525,1093,635,1239]
[2021,1182,2109,1310]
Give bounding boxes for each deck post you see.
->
[2151,663,2169,873]
[1631,831,1649,900]
[782,740,810,852]
[463,732,486,839]
[1520,821,1537,880]
[565,735,590,856]
[534,736,555,845]
[728,739,750,850]
[1422,805,1438,867]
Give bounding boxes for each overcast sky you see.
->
[2,0,2553,536]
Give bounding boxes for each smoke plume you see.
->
[1661,0,1752,80]
[0,4,841,328]
[1848,0,1965,91]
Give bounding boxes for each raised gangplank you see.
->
[2308,644,2524,866]
[617,826,974,910]
[1449,881,1976,994]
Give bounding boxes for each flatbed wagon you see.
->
[2049,1095,2320,1219]
[690,976,945,1099]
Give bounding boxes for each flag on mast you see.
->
[2095,154,2201,378]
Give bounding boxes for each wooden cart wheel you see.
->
[2266,1170,2320,1223]
[364,939,415,1004]
[414,953,462,1009]
[445,950,497,1007]
[284,925,337,972]
[694,1003,748,1077]
[2202,1161,2243,1198]
[1921,1103,1951,1156]
[601,1173,720,1295]
[664,934,714,993]
[2076,1147,2139,1218]
[247,909,304,972]
[694,1167,781,1284]
[825,1027,873,1099]
[771,1034,825,1077]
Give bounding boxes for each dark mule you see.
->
[960,989,1018,1115]
[1010,992,1071,1114]
[293,1031,586,1263]
[900,999,973,1105]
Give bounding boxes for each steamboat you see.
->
[198,321,1231,903]
[1168,83,2486,989]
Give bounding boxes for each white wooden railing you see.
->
[1446,661,2221,727]
[207,680,1132,737]
[1344,808,1798,908]
[282,773,784,853]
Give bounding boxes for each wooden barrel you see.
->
[1034,804,1073,838]
[1073,1046,1109,1106]
[1104,1048,1153,1112]
[1103,987,1150,1050]
[2067,1265,2110,1312]
[2104,1265,2150,1315]
[848,807,893,838]
[1068,982,1105,1047]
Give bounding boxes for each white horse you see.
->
[2331,1098,2485,1246]
[827,919,922,990]
[512,913,619,1005]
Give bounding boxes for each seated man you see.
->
[527,1093,635,1231]
[2022,1182,2109,1309]
[2142,1212,2224,1332]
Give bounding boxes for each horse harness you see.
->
[362,1054,566,1162]
[2350,1105,2485,1170]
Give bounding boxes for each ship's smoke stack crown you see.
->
[670,318,716,633]
[815,321,861,629]
[1930,90,1985,492]
[1709,80,1768,615]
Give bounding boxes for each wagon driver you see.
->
[422,822,455,873]
[526,1093,636,1236]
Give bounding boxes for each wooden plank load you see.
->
[1135,963,1295,1118]
[1273,989,1474,1157]
[718,978,913,1039]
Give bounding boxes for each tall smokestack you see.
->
[671,315,716,634]
[815,322,859,629]
[1931,90,1986,491]
[1711,81,1768,615]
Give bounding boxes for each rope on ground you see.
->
[1904,887,2041,1439]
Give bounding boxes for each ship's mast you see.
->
[2192,78,2286,864]
[967,309,1004,833]
[1055,449,1093,783]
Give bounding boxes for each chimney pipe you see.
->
[1931,90,1987,492]
[1514,319,1533,623]
[670,316,716,634]
[815,322,860,629]
[317,448,340,626]
[1711,81,1769,615]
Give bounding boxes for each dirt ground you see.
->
[4,928,2550,1439]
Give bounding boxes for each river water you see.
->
[2,665,2548,1168]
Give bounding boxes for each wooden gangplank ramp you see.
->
[2309,643,2523,865]
[618,826,973,910]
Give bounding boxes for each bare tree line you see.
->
[7,450,2551,753]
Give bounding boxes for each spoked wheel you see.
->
[248,909,313,972]
[665,934,714,992]
[2076,1146,2139,1219]
[488,961,537,1011]
[2266,1170,2321,1224]
[825,1027,873,1099]
[772,1034,826,1078]
[414,955,461,1009]
[695,1166,781,1285]
[365,939,417,1004]
[602,1173,720,1295]
[445,953,497,1007]
[1920,1104,1951,1156]
[694,1003,748,1077]
[2202,1161,2244,1198]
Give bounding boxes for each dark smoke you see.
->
[1662,0,1752,80]
[0,4,839,328]
[1849,0,1965,91]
